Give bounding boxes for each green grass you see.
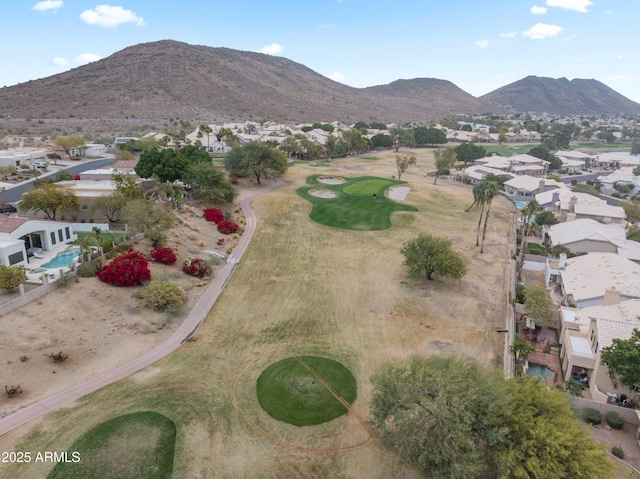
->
[358,157,380,161]
[297,175,417,230]
[526,243,548,255]
[572,143,631,152]
[482,144,537,156]
[74,232,125,245]
[47,411,176,479]
[256,356,357,426]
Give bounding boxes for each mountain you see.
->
[0,40,489,123]
[480,76,640,116]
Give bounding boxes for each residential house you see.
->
[0,150,47,168]
[503,176,563,197]
[459,165,515,185]
[536,189,625,224]
[559,298,640,404]
[545,252,640,308]
[0,217,77,266]
[546,218,640,262]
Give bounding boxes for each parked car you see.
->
[32,161,47,169]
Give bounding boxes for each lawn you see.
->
[297,175,417,230]
[74,231,126,245]
[526,243,548,256]
[47,412,176,479]
[482,144,537,156]
[256,356,357,426]
[572,142,631,153]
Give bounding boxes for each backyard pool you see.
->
[514,201,526,209]
[527,363,554,381]
[39,248,80,269]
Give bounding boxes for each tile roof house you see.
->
[503,176,563,197]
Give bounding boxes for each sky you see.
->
[2,0,640,104]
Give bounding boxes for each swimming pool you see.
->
[39,248,80,269]
[514,201,526,209]
[527,363,554,381]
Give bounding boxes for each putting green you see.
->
[256,356,357,426]
[342,179,394,196]
[297,175,417,231]
[47,411,176,479]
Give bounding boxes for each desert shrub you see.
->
[97,248,151,286]
[579,408,602,425]
[204,207,224,223]
[0,265,25,292]
[137,280,186,312]
[57,273,78,288]
[182,257,212,278]
[217,219,239,234]
[207,255,223,266]
[77,260,101,278]
[611,446,625,459]
[150,247,178,265]
[606,411,624,430]
[106,243,129,260]
[5,385,22,398]
[49,351,68,363]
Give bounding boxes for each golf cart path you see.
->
[0,179,283,436]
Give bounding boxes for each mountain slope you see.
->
[480,76,640,115]
[0,40,489,123]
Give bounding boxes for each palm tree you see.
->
[519,199,542,266]
[508,337,536,363]
[198,124,213,151]
[479,181,499,254]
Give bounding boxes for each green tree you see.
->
[401,233,468,281]
[112,171,143,200]
[571,183,600,197]
[600,328,640,390]
[631,140,640,156]
[523,284,555,326]
[395,154,417,180]
[508,337,536,363]
[325,134,337,159]
[89,193,126,223]
[224,142,288,185]
[501,377,612,479]
[115,149,136,162]
[454,142,486,166]
[389,127,416,152]
[216,127,239,147]
[52,136,86,160]
[135,148,190,183]
[46,152,61,165]
[433,147,457,185]
[183,162,237,204]
[627,225,640,242]
[18,183,80,220]
[0,265,25,292]
[632,165,640,176]
[414,126,447,146]
[528,145,562,170]
[121,199,175,247]
[197,124,213,150]
[338,129,368,155]
[279,135,300,158]
[534,210,559,226]
[479,181,500,253]
[370,133,393,148]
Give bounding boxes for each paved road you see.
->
[1,157,115,203]
[0,178,283,436]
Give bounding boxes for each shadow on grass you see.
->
[297,175,418,230]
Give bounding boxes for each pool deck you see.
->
[24,245,80,283]
[519,323,564,387]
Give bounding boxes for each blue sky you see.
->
[2,0,640,104]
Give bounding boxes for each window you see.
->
[8,251,24,265]
[65,227,70,240]
[50,231,56,245]
[58,229,63,242]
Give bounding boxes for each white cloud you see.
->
[523,23,563,39]
[80,5,145,27]
[32,1,63,12]
[75,53,102,64]
[475,40,489,48]
[258,43,283,55]
[329,72,345,82]
[500,31,517,38]
[546,0,593,13]
[52,56,68,66]
[531,5,548,14]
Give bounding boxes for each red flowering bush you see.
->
[204,207,224,223]
[150,247,178,265]
[217,219,239,234]
[97,248,151,286]
[182,257,212,278]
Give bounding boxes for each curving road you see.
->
[0,178,283,436]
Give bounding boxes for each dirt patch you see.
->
[309,188,338,198]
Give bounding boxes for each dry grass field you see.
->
[0,150,514,479]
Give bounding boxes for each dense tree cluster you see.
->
[370,355,612,479]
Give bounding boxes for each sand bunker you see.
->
[317,176,345,185]
[387,186,410,200]
[309,188,338,198]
